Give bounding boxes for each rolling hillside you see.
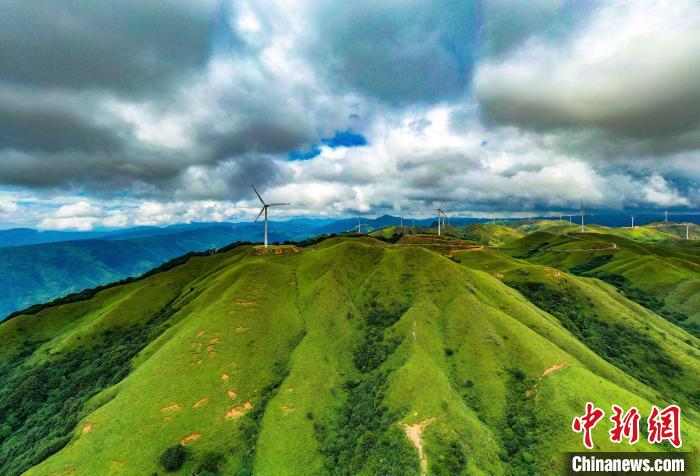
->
[0,235,697,475]
[0,225,293,320]
[503,231,700,336]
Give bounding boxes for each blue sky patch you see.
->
[288,130,367,161]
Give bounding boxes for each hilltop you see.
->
[0,234,698,475]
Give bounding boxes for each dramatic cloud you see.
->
[476,0,700,142]
[0,0,698,229]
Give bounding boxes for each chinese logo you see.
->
[572,402,681,449]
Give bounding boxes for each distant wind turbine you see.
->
[687,223,692,240]
[579,201,585,233]
[664,209,669,223]
[252,185,289,248]
[354,217,365,234]
[436,208,447,236]
[630,215,635,228]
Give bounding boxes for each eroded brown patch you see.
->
[234,298,257,306]
[180,433,202,445]
[161,403,181,412]
[221,373,229,381]
[243,402,253,410]
[403,418,437,475]
[197,330,206,337]
[193,397,209,408]
[82,423,93,433]
[225,406,247,419]
[542,362,568,378]
[227,390,238,399]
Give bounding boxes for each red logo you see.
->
[572,402,605,449]
[647,405,682,448]
[572,403,682,448]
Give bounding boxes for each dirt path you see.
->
[403,418,436,475]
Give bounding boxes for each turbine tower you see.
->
[354,217,365,234]
[579,201,585,233]
[664,209,669,223]
[252,185,290,248]
[687,224,692,240]
[630,215,635,228]
[436,208,447,236]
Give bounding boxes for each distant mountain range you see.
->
[1,214,699,320]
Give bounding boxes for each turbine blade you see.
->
[251,184,265,205]
[254,206,265,222]
[267,203,291,206]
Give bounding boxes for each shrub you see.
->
[159,444,187,472]
[191,451,224,475]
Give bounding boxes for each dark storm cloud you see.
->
[314,0,479,104]
[0,0,216,96]
[0,104,122,154]
[475,0,700,156]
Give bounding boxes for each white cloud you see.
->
[0,198,17,213]
[476,0,700,138]
[642,174,690,207]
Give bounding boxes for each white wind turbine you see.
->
[579,201,585,233]
[252,185,290,248]
[630,215,635,228]
[353,217,365,234]
[436,208,447,236]
[664,209,669,223]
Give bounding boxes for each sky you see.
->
[0,0,699,230]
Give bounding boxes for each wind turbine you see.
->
[252,185,289,248]
[579,201,585,233]
[436,208,447,236]
[687,223,692,240]
[664,209,669,223]
[353,217,365,234]
[630,215,635,228]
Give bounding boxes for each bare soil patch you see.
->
[181,433,202,445]
[193,397,209,408]
[403,417,436,475]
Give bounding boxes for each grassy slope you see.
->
[0,237,698,475]
[454,224,526,247]
[0,227,271,319]
[504,231,700,328]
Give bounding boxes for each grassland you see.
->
[0,233,698,475]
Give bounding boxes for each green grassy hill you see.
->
[504,231,700,335]
[0,226,283,320]
[453,224,525,247]
[0,236,698,475]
